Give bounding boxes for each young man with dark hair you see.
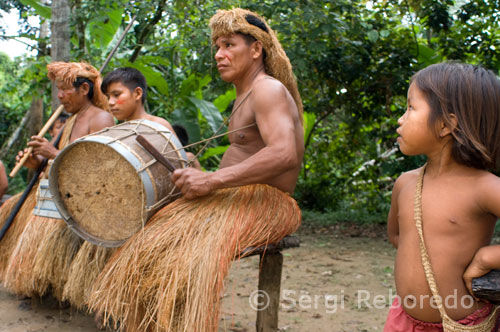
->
[101,67,175,133]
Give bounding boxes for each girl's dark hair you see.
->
[74,77,94,100]
[101,67,147,104]
[411,62,500,170]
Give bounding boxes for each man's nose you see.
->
[57,90,64,99]
[215,48,224,61]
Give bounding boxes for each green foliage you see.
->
[19,0,50,19]
[1,0,500,220]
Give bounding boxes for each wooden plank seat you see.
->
[238,235,300,332]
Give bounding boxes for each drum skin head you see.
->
[49,120,187,247]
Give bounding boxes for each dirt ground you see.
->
[0,223,395,332]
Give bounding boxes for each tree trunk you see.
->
[27,6,50,181]
[50,0,71,112]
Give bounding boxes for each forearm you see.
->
[471,245,500,271]
[209,146,298,190]
[0,173,7,198]
[464,245,500,293]
[388,233,399,249]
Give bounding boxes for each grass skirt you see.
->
[0,188,37,282]
[89,184,301,332]
[63,242,116,309]
[4,217,81,299]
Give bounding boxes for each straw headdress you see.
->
[209,8,303,120]
[47,62,108,110]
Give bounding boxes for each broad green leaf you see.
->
[188,97,223,133]
[127,62,169,96]
[171,107,201,144]
[303,111,316,141]
[87,7,124,49]
[367,30,379,43]
[415,43,442,66]
[20,0,51,19]
[213,89,236,113]
[199,145,229,161]
[180,74,199,97]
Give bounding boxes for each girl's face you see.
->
[396,83,441,156]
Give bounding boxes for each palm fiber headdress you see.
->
[47,62,109,111]
[209,8,303,121]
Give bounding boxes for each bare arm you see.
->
[463,174,500,294]
[387,175,405,248]
[0,161,7,198]
[172,81,301,198]
[211,83,300,188]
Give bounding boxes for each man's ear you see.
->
[79,82,90,96]
[251,40,264,60]
[439,114,458,138]
[134,87,143,102]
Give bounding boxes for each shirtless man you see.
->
[18,62,114,166]
[172,9,304,198]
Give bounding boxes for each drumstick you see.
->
[9,104,65,178]
[136,135,177,173]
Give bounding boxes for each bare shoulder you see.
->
[475,169,500,195]
[472,170,500,216]
[393,168,421,194]
[252,77,290,103]
[148,115,175,133]
[89,107,113,121]
[88,107,114,131]
[251,76,297,118]
[149,115,171,127]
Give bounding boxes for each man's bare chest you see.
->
[227,108,261,146]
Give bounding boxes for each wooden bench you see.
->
[239,235,300,332]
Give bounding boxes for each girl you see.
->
[385,62,500,331]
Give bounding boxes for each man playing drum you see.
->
[1,62,114,298]
[89,9,303,332]
[101,67,176,133]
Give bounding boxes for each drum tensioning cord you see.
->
[0,129,64,241]
[182,89,256,167]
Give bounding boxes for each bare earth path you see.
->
[0,224,395,332]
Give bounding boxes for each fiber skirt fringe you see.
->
[0,188,37,282]
[89,184,301,332]
[63,242,116,310]
[4,218,81,299]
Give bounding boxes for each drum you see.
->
[33,179,63,219]
[49,120,187,247]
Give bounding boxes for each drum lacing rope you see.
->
[146,92,256,210]
[181,89,256,167]
[414,165,500,332]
